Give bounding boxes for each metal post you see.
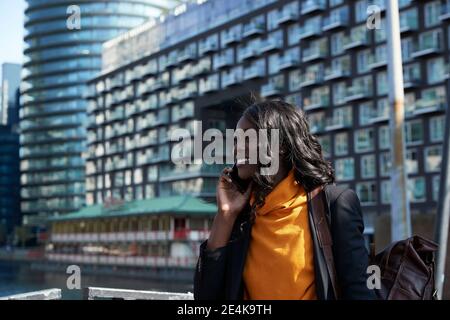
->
[386,0,412,241]
[434,77,450,300]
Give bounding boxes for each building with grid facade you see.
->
[85,0,449,237]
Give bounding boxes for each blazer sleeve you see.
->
[193,239,229,300]
[331,189,377,300]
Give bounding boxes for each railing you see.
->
[84,287,193,300]
[0,289,62,300]
[0,288,193,300]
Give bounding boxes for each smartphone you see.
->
[229,163,250,193]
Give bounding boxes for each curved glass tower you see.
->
[20,0,182,224]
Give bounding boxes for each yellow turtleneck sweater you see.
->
[243,169,316,300]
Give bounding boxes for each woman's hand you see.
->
[206,167,253,251]
[216,167,253,220]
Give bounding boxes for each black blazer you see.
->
[193,184,377,300]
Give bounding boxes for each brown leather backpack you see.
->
[309,186,439,300]
[369,236,438,300]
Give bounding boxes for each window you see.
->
[425,146,442,172]
[267,9,279,31]
[359,102,373,125]
[356,182,377,205]
[424,1,440,27]
[379,152,391,177]
[355,128,375,153]
[404,92,417,116]
[375,18,386,43]
[427,57,445,84]
[147,166,157,182]
[432,175,440,202]
[401,37,414,62]
[399,0,413,8]
[288,24,301,46]
[408,177,426,202]
[333,82,347,105]
[331,32,345,56]
[378,125,390,150]
[125,170,132,185]
[289,69,302,92]
[403,63,420,86]
[429,115,445,142]
[406,149,419,174]
[335,158,355,181]
[335,132,349,156]
[357,49,371,74]
[330,0,344,6]
[355,0,368,23]
[318,135,331,158]
[381,180,391,204]
[268,53,281,75]
[361,154,376,178]
[376,72,388,96]
[405,120,423,145]
[308,111,326,133]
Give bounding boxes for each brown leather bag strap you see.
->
[308,186,340,299]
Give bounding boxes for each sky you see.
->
[0,0,27,66]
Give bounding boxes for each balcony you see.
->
[214,52,234,69]
[277,8,299,25]
[159,164,223,182]
[343,31,369,50]
[299,70,323,88]
[345,85,372,102]
[222,71,242,87]
[301,0,326,15]
[191,59,211,77]
[325,114,353,131]
[165,53,179,69]
[403,68,421,88]
[261,78,284,97]
[222,31,242,46]
[413,91,446,115]
[142,61,158,77]
[368,52,387,69]
[278,53,300,70]
[178,46,197,63]
[440,3,450,20]
[238,44,260,61]
[243,21,265,38]
[178,84,197,101]
[151,77,169,92]
[369,105,390,124]
[243,64,265,80]
[412,33,442,58]
[303,93,329,111]
[199,37,219,55]
[199,75,219,95]
[322,10,349,31]
[400,13,418,33]
[298,22,322,40]
[259,36,283,53]
[309,120,326,134]
[324,65,350,81]
[302,42,327,62]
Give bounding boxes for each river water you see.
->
[0,261,194,300]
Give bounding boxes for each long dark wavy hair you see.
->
[242,100,335,223]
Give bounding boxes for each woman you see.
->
[194,100,375,300]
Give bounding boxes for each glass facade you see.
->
[20,0,180,223]
[0,126,20,238]
[85,0,449,224]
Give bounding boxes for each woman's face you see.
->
[235,116,259,180]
